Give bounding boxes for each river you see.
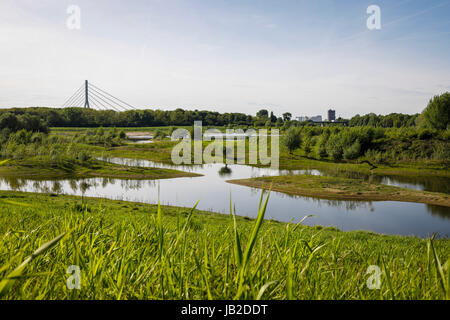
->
[0,157,449,237]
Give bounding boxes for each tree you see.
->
[282,127,302,154]
[282,112,292,122]
[343,139,361,160]
[270,111,277,123]
[422,92,450,130]
[303,136,313,156]
[275,117,283,127]
[326,134,344,161]
[0,113,19,131]
[256,109,268,118]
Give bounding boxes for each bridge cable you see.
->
[89,83,136,110]
[62,85,84,107]
[69,93,86,108]
[88,85,130,111]
[89,90,121,112]
[88,94,109,111]
[88,88,124,112]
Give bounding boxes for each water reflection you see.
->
[427,205,450,220]
[315,167,450,194]
[218,165,232,177]
[0,158,449,237]
[378,175,450,194]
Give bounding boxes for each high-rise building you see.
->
[328,109,336,122]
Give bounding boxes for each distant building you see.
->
[328,109,336,122]
[296,116,308,122]
[310,115,322,122]
[296,115,322,122]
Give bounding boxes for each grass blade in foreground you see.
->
[0,233,66,297]
[235,190,271,299]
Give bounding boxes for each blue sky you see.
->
[0,0,449,118]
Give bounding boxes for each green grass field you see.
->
[0,191,448,300]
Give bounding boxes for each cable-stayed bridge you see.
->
[61,80,136,111]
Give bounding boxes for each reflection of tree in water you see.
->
[103,157,201,173]
[146,180,157,188]
[218,165,232,177]
[289,194,374,211]
[121,179,143,191]
[250,187,374,211]
[69,180,78,192]
[321,199,375,211]
[51,181,63,194]
[96,179,157,191]
[426,205,450,220]
[79,181,92,194]
[1,177,28,190]
[102,178,111,188]
[67,179,100,194]
[33,180,43,192]
[383,175,450,194]
[30,181,51,193]
[317,167,450,194]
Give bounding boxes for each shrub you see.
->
[365,149,384,164]
[96,127,105,136]
[31,132,45,144]
[317,144,328,159]
[154,129,165,139]
[343,140,361,160]
[421,92,450,130]
[303,136,313,156]
[78,150,91,163]
[418,128,433,140]
[326,134,343,161]
[282,127,302,154]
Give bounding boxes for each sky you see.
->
[0,0,449,119]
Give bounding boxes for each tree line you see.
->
[0,92,448,129]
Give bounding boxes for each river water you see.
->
[1,157,449,237]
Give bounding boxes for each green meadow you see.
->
[0,191,448,300]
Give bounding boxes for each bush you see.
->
[343,140,361,160]
[78,150,91,162]
[317,144,328,159]
[282,127,302,154]
[418,128,433,140]
[96,127,105,136]
[11,129,33,144]
[154,129,165,139]
[326,134,343,161]
[421,92,450,130]
[303,136,313,156]
[365,149,384,164]
[31,132,45,144]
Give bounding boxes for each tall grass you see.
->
[0,191,448,300]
